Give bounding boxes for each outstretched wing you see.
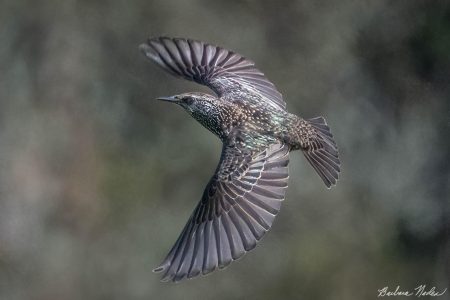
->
[140,37,285,111]
[154,143,290,282]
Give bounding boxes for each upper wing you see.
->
[154,143,290,282]
[140,37,286,111]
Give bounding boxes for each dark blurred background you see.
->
[0,0,449,299]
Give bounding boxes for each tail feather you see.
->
[301,117,340,188]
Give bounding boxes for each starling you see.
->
[140,37,340,282]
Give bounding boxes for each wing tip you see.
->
[324,178,338,189]
[139,42,159,61]
[139,42,151,54]
[152,265,166,273]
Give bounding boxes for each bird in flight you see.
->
[140,37,340,282]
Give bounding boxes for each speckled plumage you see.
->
[140,37,341,282]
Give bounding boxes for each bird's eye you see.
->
[184,97,194,105]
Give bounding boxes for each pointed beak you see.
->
[157,96,179,103]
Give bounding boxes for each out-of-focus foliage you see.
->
[0,0,449,299]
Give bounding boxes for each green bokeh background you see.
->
[0,1,449,299]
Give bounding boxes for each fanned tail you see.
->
[301,116,340,188]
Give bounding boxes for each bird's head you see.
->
[157,92,225,136]
[157,92,220,116]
